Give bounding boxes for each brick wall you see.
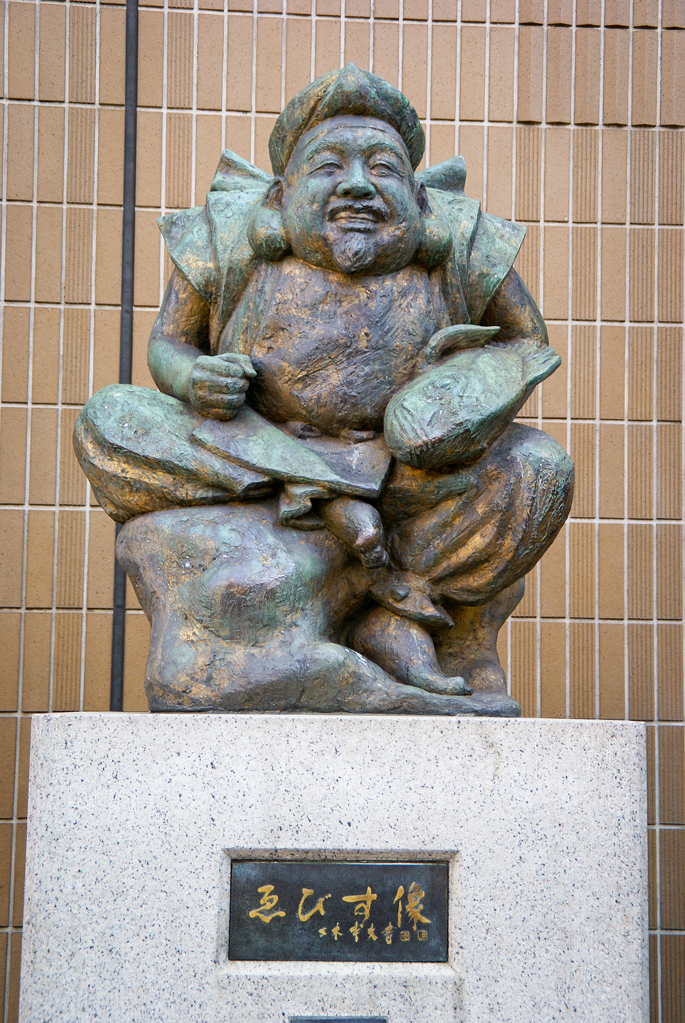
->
[0,1,683,1019]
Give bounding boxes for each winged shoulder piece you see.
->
[158,150,526,346]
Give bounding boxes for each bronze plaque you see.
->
[229,860,448,962]
[290,1018,387,1022]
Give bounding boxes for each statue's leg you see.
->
[347,606,472,696]
[73,384,273,522]
[117,502,519,716]
[318,496,389,567]
[379,423,574,693]
[437,578,525,694]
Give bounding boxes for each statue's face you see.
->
[279,116,423,275]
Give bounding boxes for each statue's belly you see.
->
[247,261,448,435]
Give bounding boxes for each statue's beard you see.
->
[327,230,379,273]
[322,220,418,275]
[285,203,422,275]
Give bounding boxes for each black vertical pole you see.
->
[110,0,139,711]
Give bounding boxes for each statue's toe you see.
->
[358,544,389,568]
[370,580,454,626]
[406,670,472,697]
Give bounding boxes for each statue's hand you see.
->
[188,353,256,421]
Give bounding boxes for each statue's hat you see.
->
[269,63,425,176]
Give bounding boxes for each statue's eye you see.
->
[309,156,343,174]
[370,159,402,176]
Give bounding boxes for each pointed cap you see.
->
[269,64,425,176]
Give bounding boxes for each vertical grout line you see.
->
[0,3,5,407]
[7,0,28,818]
[110,0,139,712]
[159,0,168,299]
[681,48,685,871]
[510,0,518,220]
[652,4,663,1019]
[536,0,549,720]
[191,0,199,205]
[622,0,630,730]
[522,0,540,716]
[653,5,661,730]
[424,0,432,166]
[310,0,316,83]
[453,0,460,153]
[564,0,572,720]
[505,0,514,698]
[221,0,228,150]
[481,0,490,211]
[594,0,606,722]
[397,0,403,93]
[340,0,345,69]
[51,0,69,718]
[6,0,41,1005]
[0,23,13,1011]
[250,0,256,164]
[82,0,103,712]
[8,0,31,838]
[368,0,374,74]
[4,0,21,1011]
[280,0,285,112]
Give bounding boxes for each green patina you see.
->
[73,65,573,714]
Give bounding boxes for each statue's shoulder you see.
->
[204,149,272,247]
[419,155,480,246]
[158,204,215,303]
[419,156,526,323]
[158,150,272,339]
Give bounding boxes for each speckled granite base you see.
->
[20,715,648,1023]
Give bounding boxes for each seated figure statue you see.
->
[74,65,574,716]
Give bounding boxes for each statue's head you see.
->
[248,65,452,275]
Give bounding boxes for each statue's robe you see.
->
[75,152,573,606]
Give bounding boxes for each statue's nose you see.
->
[336,161,375,198]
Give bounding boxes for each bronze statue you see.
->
[75,65,573,715]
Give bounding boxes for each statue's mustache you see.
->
[326,198,390,223]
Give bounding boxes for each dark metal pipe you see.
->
[111,0,139,711]
[110,524,126,711]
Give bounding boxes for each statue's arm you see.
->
[148,268,255,420]
[148,268,211,396]
[480,267,548,346]
[384,267,559,471]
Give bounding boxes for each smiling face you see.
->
[279,116,424,275]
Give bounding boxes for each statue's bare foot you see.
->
[347,605,472,697]
[369,570,453,626]
[319,496,389,567]
[436,579,526,695]
[402,667,472,697]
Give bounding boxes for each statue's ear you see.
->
[247,179,291,261]
[265,178,285,209]
[414,182,453,270]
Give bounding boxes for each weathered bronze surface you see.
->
[74,64,574,714]
[229,861,448,962]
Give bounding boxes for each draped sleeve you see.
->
[418,155,526,325]
[157,206,215,306]
[465,211,526,323]
[158,149,273,350]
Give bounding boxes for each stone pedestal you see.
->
[20,715,648,1023]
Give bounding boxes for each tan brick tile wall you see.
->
[0,2,683,1019]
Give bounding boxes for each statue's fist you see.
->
[188,353,256,421]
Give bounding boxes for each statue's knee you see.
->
[76,384,117,426]
[535,433,574,490]
[85,384,131,419]
[73,385,134,473]
[73,402,99,462]
[75,384,137,445]
[509,425,574,495]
